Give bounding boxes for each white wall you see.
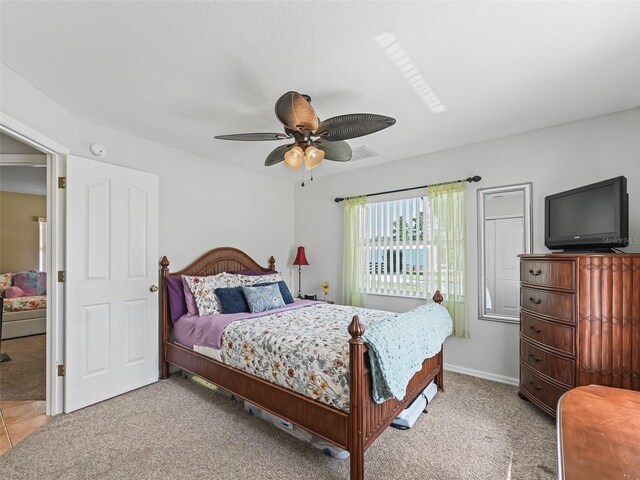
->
[0,166,47,195]
[294,107,640,383]
[1,63,295,274]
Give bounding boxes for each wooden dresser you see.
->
[518,253,640,416]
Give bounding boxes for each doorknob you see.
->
[149,285,159,292]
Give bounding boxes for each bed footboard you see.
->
[347,291,444,480]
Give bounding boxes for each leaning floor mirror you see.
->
[478,183,532,323]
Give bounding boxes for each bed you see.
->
[160,247,446,480]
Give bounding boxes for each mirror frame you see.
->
[477,182,532,323]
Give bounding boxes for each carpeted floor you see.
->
[0,371,556,480]
[0,334,46,401]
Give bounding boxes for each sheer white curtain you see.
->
[425,184,467,337]
[342,197,368,307]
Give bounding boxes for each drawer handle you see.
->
[529,269,542,276]
[528,325,542,334]
[529,297,542,305]
[528,353,542,363]
[529,381,542,391]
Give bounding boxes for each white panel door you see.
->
[493,217,524,317]
[65,156,159,412]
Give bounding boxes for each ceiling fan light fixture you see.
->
[215,90,395,174]
[284,145,304,170]
[304,146,324,170]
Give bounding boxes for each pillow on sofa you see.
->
[0,272,12,296]
[241,284,285,313]
[4,286,25,298]
[13,271,46,296]
[215,287,250,314]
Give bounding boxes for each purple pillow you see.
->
[166,275,188,323]
[4,286,25,298]
[13,271,46,296]
[229,269,278,276]
[182,276,199,316]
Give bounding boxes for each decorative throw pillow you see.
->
[183,272,244,316]
[215,287,250,314]
[241,284,286,313]
[229,269,277,276]
[236,272,285,287]
[13,271,46,296]
[166,275,188,322]
[254,280,295,304]
[4,286,25,298]
[182,277,199,316]
[0,272,12,296]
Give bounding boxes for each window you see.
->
[364,196,427,297]
[38,217,47,272]
[344,184,467,335]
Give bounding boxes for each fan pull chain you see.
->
[301,168,305,187]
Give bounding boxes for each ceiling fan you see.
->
[215,91,396,171]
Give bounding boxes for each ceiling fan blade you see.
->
[264,144,292,166]
[275,91,319,132]
[314,139,352,162]
[215,132,291,141]
[315,114,396,141]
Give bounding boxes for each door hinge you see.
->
[57,271,66,282]
[57,364,65,376]
[58,176,67,189]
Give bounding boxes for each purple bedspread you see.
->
[173,299,320,349]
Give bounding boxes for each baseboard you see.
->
[444,363,519,386]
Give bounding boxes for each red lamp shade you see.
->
[293,246,309,266]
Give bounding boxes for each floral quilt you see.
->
[2,295,47,313]
[218,303,397,411]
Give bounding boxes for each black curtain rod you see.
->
[334,175,482,203]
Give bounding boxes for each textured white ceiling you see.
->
[1,1,639,181]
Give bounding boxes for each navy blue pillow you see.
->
[215,287,250,314]
[254,280,295,304]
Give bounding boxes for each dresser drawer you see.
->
[521,260,575,290]
[520,363,568,413]
[521,313,575,356]
[521,287,575,323]
[520,339,575,386]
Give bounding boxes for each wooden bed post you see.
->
[348,315,366,480]
[432,290,445,391]
[268,256,276,271]
[160,256,170,380]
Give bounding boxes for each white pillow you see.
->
[235,272,286,287]
[182,272,243,316]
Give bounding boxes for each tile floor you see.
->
[0,400,48,455]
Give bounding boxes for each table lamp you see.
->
[292,246,309,298]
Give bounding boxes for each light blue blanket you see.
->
[362,302,453,403]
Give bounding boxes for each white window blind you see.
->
[38,217,47,272]
[364,197,426,297]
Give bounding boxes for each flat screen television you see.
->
[545,176,629,251]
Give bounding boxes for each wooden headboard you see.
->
[160,247,275,278]
[159,247,276,350]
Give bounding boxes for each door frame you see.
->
[1,112,69,415]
